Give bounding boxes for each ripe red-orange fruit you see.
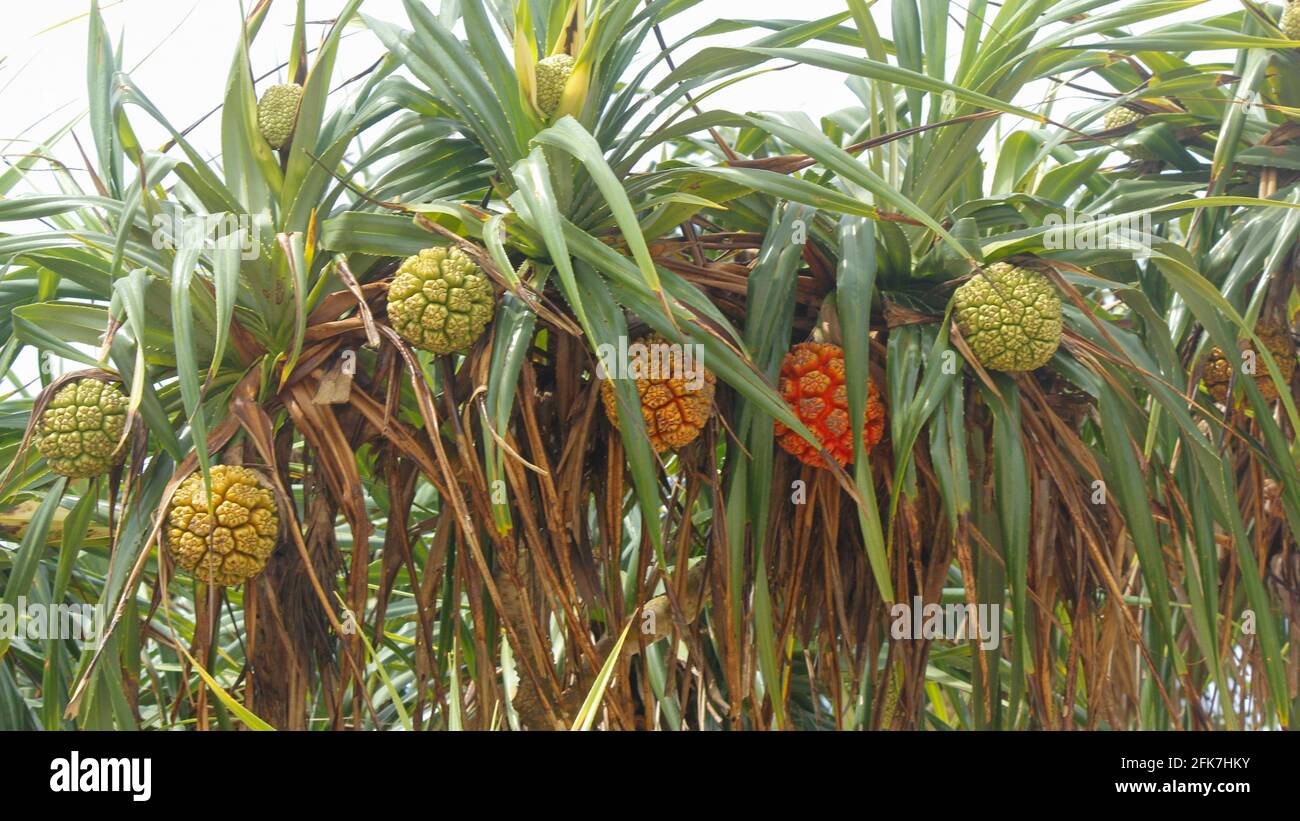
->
[599,333,716,452]
[773,342,885,468]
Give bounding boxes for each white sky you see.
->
[0,0,868,183]
[0,0,1244,187]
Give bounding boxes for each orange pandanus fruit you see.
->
[1201,319,1296,403]
[773,341,885,469]
[599,333,716,452]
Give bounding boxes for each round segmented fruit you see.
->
[1201,319,1296,402]
[166,465,281,587]
[599,333,716,452]
[953,262,1062,372]
[256,83,303,149]
[386,246,496,354]
[34,378,129,479]
[773,341,886,469]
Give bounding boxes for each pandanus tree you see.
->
[0,0,495,729]
[0,0,1298,731]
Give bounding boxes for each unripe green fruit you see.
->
[34,378,129,478]
[257,83,303,149]
[953,263,1063,372]
[1103,107,1143,130]
[535,54,575,117]
[386,247,495,354]
[1103,106,1160,160]
[1283,1,1300,40]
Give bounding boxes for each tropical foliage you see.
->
[2,0,1300,730]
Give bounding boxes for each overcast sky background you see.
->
[0,0,1244,387]
[0,0,1246,179]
